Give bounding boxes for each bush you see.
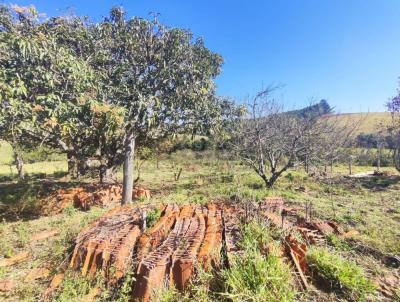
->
[53,272,92,302]
[306,247,375,301]
[146,208,161,228]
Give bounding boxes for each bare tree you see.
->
[317,115,360,175]
[387,92,400,172]
[229,87,355,187]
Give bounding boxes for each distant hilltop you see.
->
[322,112,391,135]
[289,101,391,135]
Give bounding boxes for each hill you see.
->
[323,112,392,135]
[287,101,391,136]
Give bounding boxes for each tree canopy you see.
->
[0,5,233,202]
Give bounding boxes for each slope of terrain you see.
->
[324,112,392,135]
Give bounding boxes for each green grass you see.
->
[0,141,14,165]
[52,271,92,302]
[306,247,375,301]
[0,141,67,179]
[221,221,297,302]
[0,160,67,179]
[0,147,399,301]
[145,208,162,228]
[153,268,223,302]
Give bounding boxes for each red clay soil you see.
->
[0,251,31,267]
[0,280,16,292]
[30,229,59,241]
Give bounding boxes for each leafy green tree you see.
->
[91,8,226,203]
[0,5,123,180]
[0,5,236,200]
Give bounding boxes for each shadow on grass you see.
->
[324,174,400,192]
[358,175,400,190]
[0,176,82,222]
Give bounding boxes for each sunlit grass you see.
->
[306,247,375,301]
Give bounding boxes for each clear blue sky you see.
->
[4,0,400,112]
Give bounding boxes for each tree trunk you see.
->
[77,155,87,177]
[100,165,117,184]
[11,142,24,181]
[122,135,135,204]
[305,158,309,174]
[394,147,400,173]
[348,157,352,175]
[377,145,381,172]
[67,151,79,179]
[14,152,24,181]
[261,172,276,188]
[266,173,278,188]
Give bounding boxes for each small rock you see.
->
[342,229,359,238]
[0,252,31,267]
[25,267,51,281]
[0,280,16,292]
[43,273,64,300]
[31,230,59,241]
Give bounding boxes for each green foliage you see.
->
[146,208,162,228]
[53,272,92,302]
[0,4,237,186]
[154,268,222,302]
[306,247,375,301]
[287,99,332,119]
[326,234,351,251]
[62,204,78,217]
[222,221,296,302]
[100,269,136,302]
[14,223,29,246]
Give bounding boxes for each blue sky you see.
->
[3,0,400,112]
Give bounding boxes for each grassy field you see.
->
[326,112,392,135]
[0,146,399,301]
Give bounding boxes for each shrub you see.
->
[146,208,162,228]
[306,247,375,301]
[53,272,92,302]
